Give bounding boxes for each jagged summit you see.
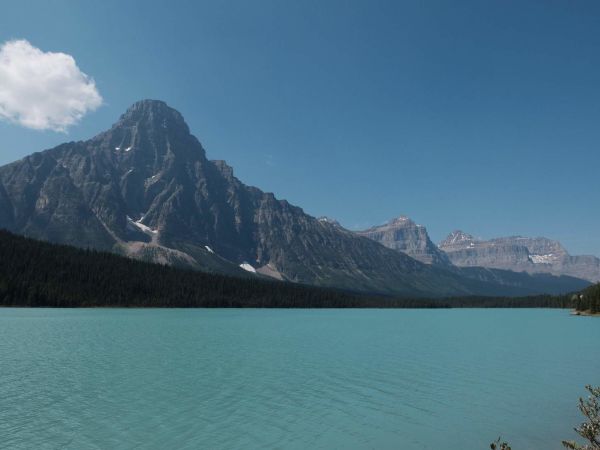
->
[105,100,194,156]
[358,215,451,266]
[92,99,205,167]
[439,230,477,248]
[318,216,342,227]
[116,99,189,132]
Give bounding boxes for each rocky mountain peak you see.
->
[439,230,477,248]
[116,99,190,134]
[387,215,419,227]
[317,216,343,228]
[92,100,206,171]
[357,216,451,266]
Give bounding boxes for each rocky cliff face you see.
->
[439,232,600,282]
[357,216,451,265]
[439,231,532,269]
[0,100,589,296]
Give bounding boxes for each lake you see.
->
[0,308,598,449]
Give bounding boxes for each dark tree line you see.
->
[0,230,588,309]
[573,283,600,314]
[0,230,437,308]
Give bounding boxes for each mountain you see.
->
[439,232,600,282]
[357,216,589,293]
[0,100,588,297]
[357,216,451,265]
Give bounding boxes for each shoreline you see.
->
[0,305,575,310]
[571,309,600,317]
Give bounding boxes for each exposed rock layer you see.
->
[439,231,600,282]
[357,216,451,265]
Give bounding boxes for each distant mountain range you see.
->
[0,100,590,297]
[358,217,600,283]
[439,231,600,282]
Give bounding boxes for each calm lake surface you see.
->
[1,308,598,450]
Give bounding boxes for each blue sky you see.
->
[1,0,599,255]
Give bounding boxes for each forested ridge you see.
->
[0,230,588,309]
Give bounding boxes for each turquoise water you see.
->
[0,309,598,449]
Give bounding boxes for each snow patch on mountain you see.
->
[239,263,256,273]
[127,216,158,235]
[530,254,554,264]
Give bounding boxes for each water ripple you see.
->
[0,308,598,449]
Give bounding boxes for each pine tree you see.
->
[563,386,600,450]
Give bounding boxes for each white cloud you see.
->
[0,39,102,132]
